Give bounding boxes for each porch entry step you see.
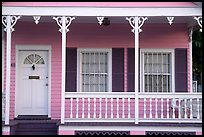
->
[11,120,58,135]
[15,115,50,120]
[15,128,57,135]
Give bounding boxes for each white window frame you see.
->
[140,48,175,93]
[77,48,112,92]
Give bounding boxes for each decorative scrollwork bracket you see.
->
[33,16,41,24]
[53,16,75,33]
[2,16,21,32]
[167,17,174,25]
[126,16,147,33]
[194,16,202,31]
[97,17,104,25]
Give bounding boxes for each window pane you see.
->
[81,51,108,92]
[143,52,171,93]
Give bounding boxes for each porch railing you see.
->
[64,92,135,122]
[2,92,6,121]
[138,93,202,123]
[64,92,202,123]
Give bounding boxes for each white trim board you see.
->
[2,7,202,16]
[15,45,52,118]
[59,125,202,132]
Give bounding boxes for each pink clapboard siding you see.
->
[2,2,197,7]
[7,21,189,119]
[68,23,189,48]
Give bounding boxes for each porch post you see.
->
[134,16,139,124]
[53,16,75,124]
[126,16,147,124]
[2,15,20,125]
[189,28,193,93]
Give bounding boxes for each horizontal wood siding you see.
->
[140,24,189,48]
[10,46,16,119]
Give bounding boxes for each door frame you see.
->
[15,45,52,118]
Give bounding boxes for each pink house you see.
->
[2,2,202,135]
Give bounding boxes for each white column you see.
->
[61,16,66,124]
[2,26,4,94]
[5,16,11,125]
[126,16,147,124]
[2,15,20,125]
[189,28,193,93]
[53,16,75,124]
[134,16,139,124]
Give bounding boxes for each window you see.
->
[77,49,112,92]
[140,49,174,93]
[24,54,45,64]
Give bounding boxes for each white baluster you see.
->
[117,98,119,118]
[111,98,114,118]
[155,98,158,119]
[172,98,175,119]
[122,98,125,118]
[82,98,84,118]
[150,98,152,118]
[197,98,199,119]
[88,98,90,118]
[94,98,96,118]
[99,97,102,118]
[161,98,163,119]
[76,98,78,118]
[70,98,73,118]
[178,98,181,119]
[144,98,146,119]
[167,98,169,119]
[190,98,193,119]
[105,98,108,118]
[184,98,187,119]
[128,98,131,118]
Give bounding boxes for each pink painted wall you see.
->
[2,2,197,7]
[7,20,189,120]
[58,130,75,135]
[140,23,189,48]
[130,130,146,135]
[196,131,202,135]
[68,23,189,48]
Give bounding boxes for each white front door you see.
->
[17,50,48,115]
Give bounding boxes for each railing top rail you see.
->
[64,92,202,98]
[138,92,202,98]
[65,92,135,98]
